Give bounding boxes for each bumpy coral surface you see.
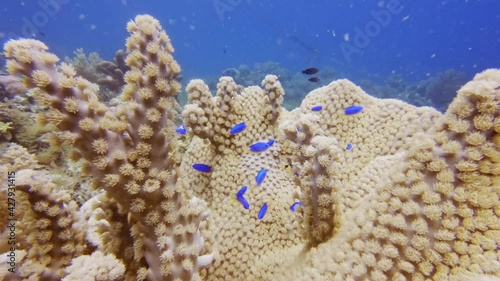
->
[1,14,499,281]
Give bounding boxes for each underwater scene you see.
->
[0,1,499,280]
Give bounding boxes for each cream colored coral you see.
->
[63,251,125,281]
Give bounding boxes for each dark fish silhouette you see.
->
[302,67,319,75]
[308,77,320,83]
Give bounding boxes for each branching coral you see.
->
[1,14,498,281]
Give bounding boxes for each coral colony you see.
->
[1,14,499,281]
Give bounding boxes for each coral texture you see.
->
[1,14,499,281]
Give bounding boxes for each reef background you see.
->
[0,14,499,281]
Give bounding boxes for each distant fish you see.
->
[346,143,353,150]
[308,77,320,83]
[302,67,319,75]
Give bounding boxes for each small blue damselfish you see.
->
[237,186,248,197]
[176,123,187,135]
[311,105,323,111]
[192,163,211,173]
[230,122,246,135]
[256,169,267,186]
[290,201,303,212]
[250,142,270,152]
[344,105,364,115]
[237,195,250,209]
[258,203,268,219]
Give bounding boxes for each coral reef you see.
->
[64,49,129,102]
[1,14,499,281]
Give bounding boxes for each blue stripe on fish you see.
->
[192,163,211,173]
[258,203,268,219]
[237,195,250,209]
[267,139,275,146]
[230,122,247,135]
[176,124,187,135]
[344,105,364,115]
[290,201,303,212]
[256,169,267,186]
[250,142,270,152]
[311,105,322,111]
[237,185,248,197]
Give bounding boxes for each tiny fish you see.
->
[311,105,322,111]
[308,77,320,83]
[344,105,364,115]
[192,163,211,173]
[256,169,267,186]
[346,143,353,150]
[290,201,303,212]
[237,185,248,197]
[267,139,275,146]
[237,195,250,209]
[250,142,270,152]
[176,124,187,135]
[258,203,268,219]
[230,122,246,135]
[302,67,319,75]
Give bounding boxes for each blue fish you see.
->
[311,105,322,111]
[230,122,246,135]
[256,169,267,186]
[237,185,248,197]
[290,201,303,212]
[258,203,268,219]
[176,123,187,135]
[250,142,270,152]
[237,195,250,209]
[346,143,353,150]
[192,163,211,173]
[344,105,364,115]
[267,139,275,146]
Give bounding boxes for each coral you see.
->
[1,14,499,281]
[0,75,27,100]
[64,49,129,101]
[0,121,13,140]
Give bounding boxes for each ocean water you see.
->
[1,0,499,108]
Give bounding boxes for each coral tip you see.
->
[192,163,211,173]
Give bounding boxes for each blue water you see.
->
[1,0,499,87]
